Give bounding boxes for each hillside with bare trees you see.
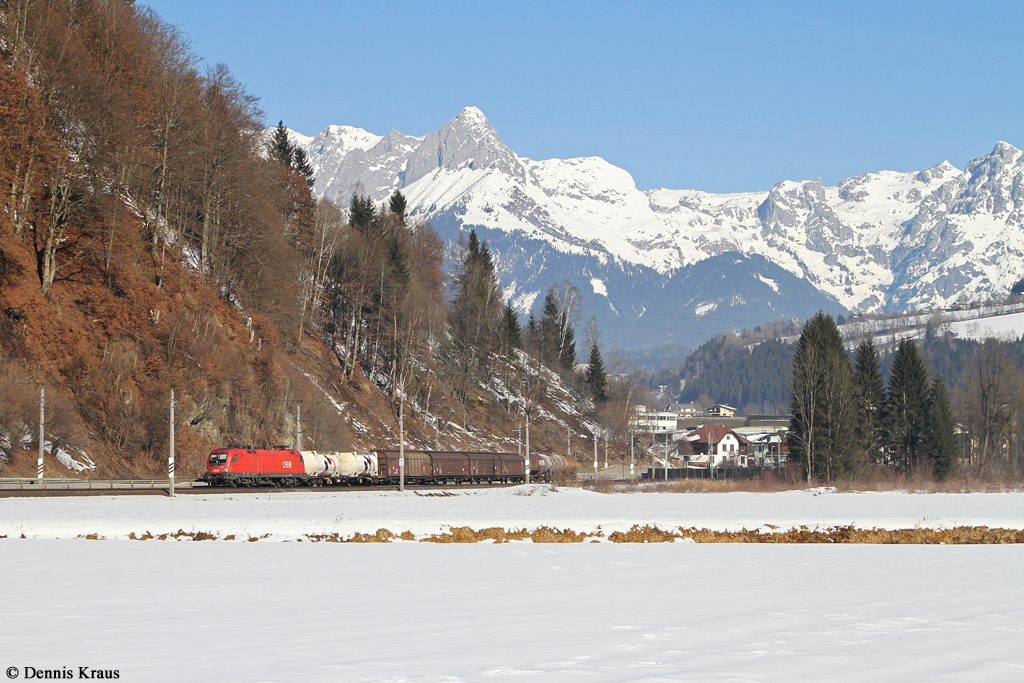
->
[0,0,637,479]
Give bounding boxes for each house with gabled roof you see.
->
[707,404,737,417]
[682,425,751,467]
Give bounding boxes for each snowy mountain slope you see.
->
[285,107,1024,349]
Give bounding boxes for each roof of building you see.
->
[684,425,750,444]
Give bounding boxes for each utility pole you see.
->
[710,431,716,480]
[399,396,405,492]
[567,426,571,462]
[604,432,608,469]
[651,422,655,481]
[37,385,44,482]
[593,431,598,480]
[622,430,630,483]
[512,427,522,485]
[169,389,176,497]
[525,413,531,485]
[295,403,302,451]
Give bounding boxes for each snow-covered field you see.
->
[2,487,1022,682]
[3,486,1024,540]
[945,310,1024,341]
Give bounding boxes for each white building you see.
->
[632,406,679,433]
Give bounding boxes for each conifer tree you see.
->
[788,311,854,482]
[886,338,930,472]
[389,190,408,225]
[924,374,959,480]
[852,337,886,465]
[292,147,314,187]
[560,325,577,372]
[538,283,579,373]
[388,235,408,285]
[349,194,376,233]
[501,302,522,352]
[271,120,294,166]
[585,341,608,403]
[450,229,502,395]
[539,289,561,368]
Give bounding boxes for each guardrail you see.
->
[0,478,207,490]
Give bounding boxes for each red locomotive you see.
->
[203,447,307,487]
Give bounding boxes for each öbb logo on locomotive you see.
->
[202,447,575,486]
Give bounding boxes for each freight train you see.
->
[202,447,576,487]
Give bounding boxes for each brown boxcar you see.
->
[497,452,526,479]
[429,451,470,480]
[465,452,498,480]
[377,450,432,482]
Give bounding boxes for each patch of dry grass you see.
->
[608,524,1024,544]
[584,471,1023,494]
[421,525,598,543]
[34,522,1024,544]
[305,529,417,543]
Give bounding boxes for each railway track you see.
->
[0,478,529,497]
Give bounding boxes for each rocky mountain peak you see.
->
[404,106,526,187]
[953,141,1024,216]
[453,105,492,131]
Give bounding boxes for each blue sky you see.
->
[142,1,1023,194]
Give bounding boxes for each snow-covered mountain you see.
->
[291,107,1024,349]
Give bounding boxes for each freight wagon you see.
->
[202,447,576,487]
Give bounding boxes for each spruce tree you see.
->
[293,147,314,187]
[501,302,522,351]
[466,229,481,260]
[349,194,376,232]
[537,284,578,373]
[388,236,408,285]
[560,324,577,372]
[852,338,886,465]
[449,229,502,391]
[886,338,930,472]
[924,374,959,480]
[585,341,607,403]
[271,120,294,166]
[539,289,561,368]
[389,190,408,225]
[788,311,854,482]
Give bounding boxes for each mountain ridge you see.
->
[286,108,1023,349]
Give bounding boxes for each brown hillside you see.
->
[0,1,625,480]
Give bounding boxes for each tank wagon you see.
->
[203,447,576,487]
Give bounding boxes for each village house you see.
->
[680,425,750,467]
[675,425,791,469]
[733,428,789,467]
[677,402,702,417]
[706,404,737,418]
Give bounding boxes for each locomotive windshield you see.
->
[208,453,227,465]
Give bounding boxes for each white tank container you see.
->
[301,451,378,479]
[536,454,554,478]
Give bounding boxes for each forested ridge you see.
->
[0,0,629,478]
[669,314,1024,480]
